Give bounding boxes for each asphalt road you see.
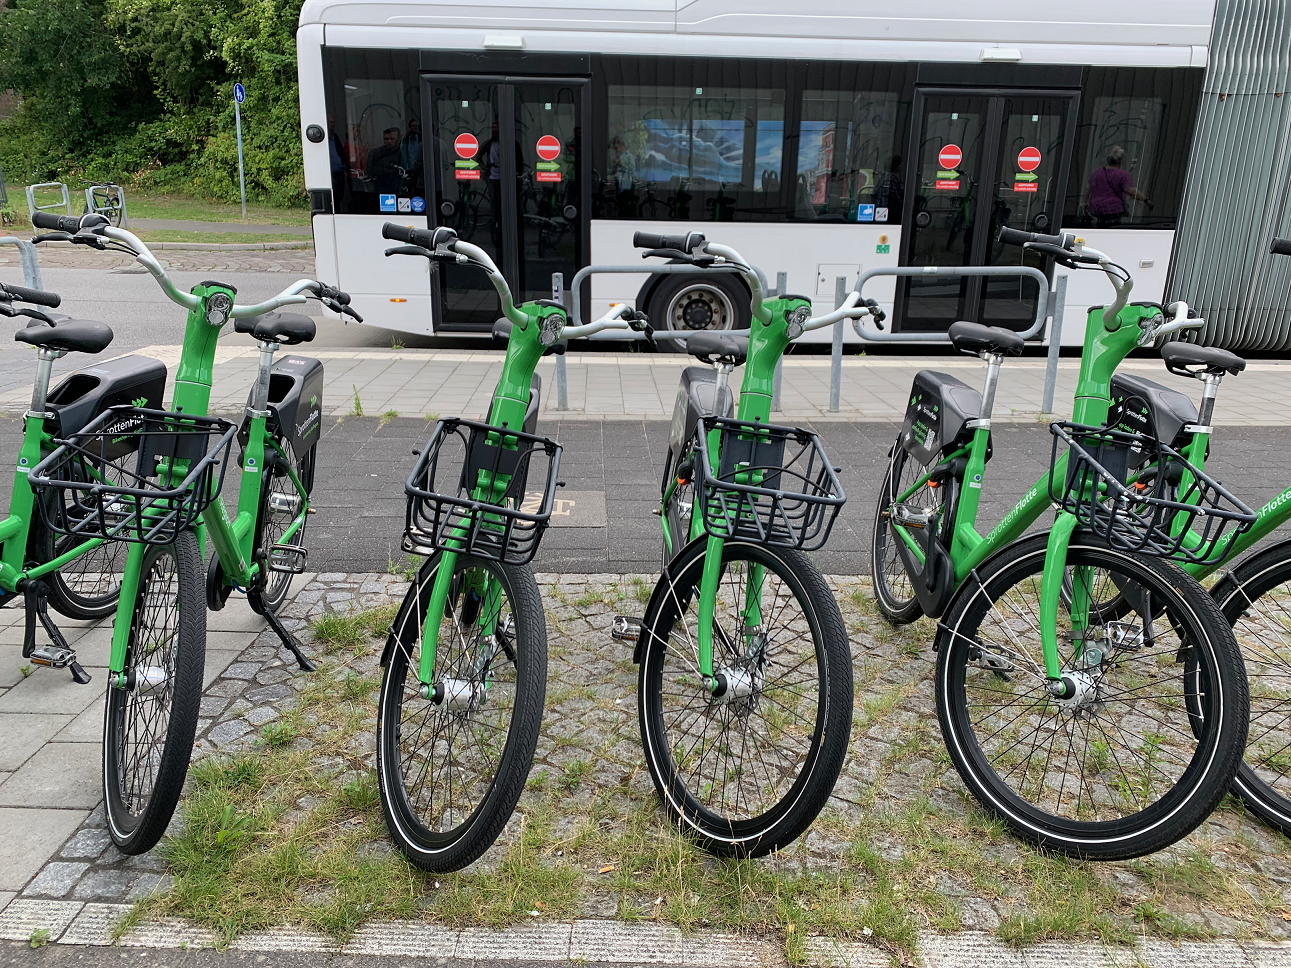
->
[6,416,1285,577]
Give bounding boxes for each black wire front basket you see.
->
[696,416,846,552]
[1049,421,1255,566]
[404,417,562,566]
[29,406,237,545]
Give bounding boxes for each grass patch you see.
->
[132,230,310,245]
[124,192,311,225]
[309,604,398,655]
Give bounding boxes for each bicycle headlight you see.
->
[206,291,234,327]
[785,305,811,340]
[538,310,564,347]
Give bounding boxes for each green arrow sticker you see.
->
[536,161,561,171]
[1014,172,1038,182]
[937,170,958,179]
[455,159,479,169]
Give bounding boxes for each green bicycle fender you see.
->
[109,542,149,681]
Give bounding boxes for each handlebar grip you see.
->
[1271,238,1291,257]
[0,283,61,308]
[31,212,84,233]
[632,231,703,253]
[997,226,1076,249]
[381,222,414,244]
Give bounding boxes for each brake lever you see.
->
[32,232,73,244]
[17,308,54,324]
[385,244,432,259]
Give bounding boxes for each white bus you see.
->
[295,0,1211,345]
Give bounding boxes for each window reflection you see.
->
[796,91,903,223]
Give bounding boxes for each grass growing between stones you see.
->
[127,578,1291,960]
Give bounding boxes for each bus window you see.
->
[1064,67,1203,230]
[322,49,424,216]
[796,91,904,223]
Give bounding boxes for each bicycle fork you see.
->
[696,534,767,701]
[1038,513,1108,705]
[418,552,503,707]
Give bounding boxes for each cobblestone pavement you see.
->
[5,572,1291,965]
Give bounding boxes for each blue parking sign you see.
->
[379,194,397,212]
[857,204,875,223]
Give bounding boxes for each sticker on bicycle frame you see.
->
[455,169,481,180]
[938,144,962,169]
[1018,146,1041,171]
[536,171,562,182]
[935,179,960,190]
[536,135,561,161]
[454,133,479,158]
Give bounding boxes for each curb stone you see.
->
[2,905,1290,967]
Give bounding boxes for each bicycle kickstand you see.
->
[247,589,316,673]
[19,580,91,684]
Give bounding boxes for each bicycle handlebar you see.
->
[0,282,61,309]
[1271,238,1291,257]
[31,212,89,234]
[997,226,1078,249]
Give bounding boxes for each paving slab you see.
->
[0,745,101,809]
[0,714,74,771]
[0,809,86,891]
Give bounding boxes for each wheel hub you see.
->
[427,677,484,713]
[1051,668,1105,716]
[681,297,715,329]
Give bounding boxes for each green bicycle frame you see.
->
[416,301,566,688]
[659,292,814,688]
[887,301,1167,683]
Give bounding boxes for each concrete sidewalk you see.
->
[3,346,1286,424]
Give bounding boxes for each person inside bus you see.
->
[1087,146,1152,227]
[401,118,423,193]
[347,124,369,185]
[609,135,637,215]
[368,126,404,196]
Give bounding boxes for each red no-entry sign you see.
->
[536,135,562,161]
[1017,146,1042,171]
[938,144,962,169]
[454,133,478,159]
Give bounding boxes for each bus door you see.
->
[895,88,1077,334]
[424,75,588,331]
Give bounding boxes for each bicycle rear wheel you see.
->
[936,532,1247,860]
[1211,540,1291,834]
[377,552,546,872]
[638,539,852,856]
[254,438,316,612]
[103,531,205,854]
[871,439,956,625]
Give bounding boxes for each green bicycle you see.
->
[1088,236,1291,837]
[374,223,647,872]
[871,226,1251,858]
[619,231,880,856]
[31,211,360,849]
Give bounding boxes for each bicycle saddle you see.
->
[491,317,567,355]
[948,321,1026,357]
[687,331,748,366]
[235,312,316,345]
[15,318,113,355]
[1160,342,1246,377]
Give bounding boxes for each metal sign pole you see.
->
[234,84,248,219]
[1041,274,1068,414]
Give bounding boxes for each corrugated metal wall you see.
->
[1166,0,1291,349]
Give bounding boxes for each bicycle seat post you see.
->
[1194,370,1223,428]
[975,350,1006,427]
[248,340,279,417]
[713,360,735,399]
[29,347,66,418]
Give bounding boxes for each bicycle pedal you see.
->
[268,543,308,574]
[29,644,79,670]
[611,615,642,642]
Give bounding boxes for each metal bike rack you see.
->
[83,185,129,229]
[26,183,72,222]
[0,237,44,291]
[852,265,1068,414]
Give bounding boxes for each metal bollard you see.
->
[1041,274,1067,414]
[829,276,846,412]
[771,271,787,411]
[553,272,569,410]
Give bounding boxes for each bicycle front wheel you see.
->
[936,532,1247,860]
[638,539,852,856]
[377,552,546,872]
[1211,540,1291,834]
[103,531,205,854]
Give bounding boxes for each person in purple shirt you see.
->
[1087,146,1153,227]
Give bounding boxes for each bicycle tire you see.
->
[377,551,546,872]
[662,435,699,566]
[103,531,205,854]
[254,438,316,612]
[1211,539,1291,835]
[32,520,126,620]
[638,538,852,856]
[936,531,1247,860]
[871,438,957,625]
